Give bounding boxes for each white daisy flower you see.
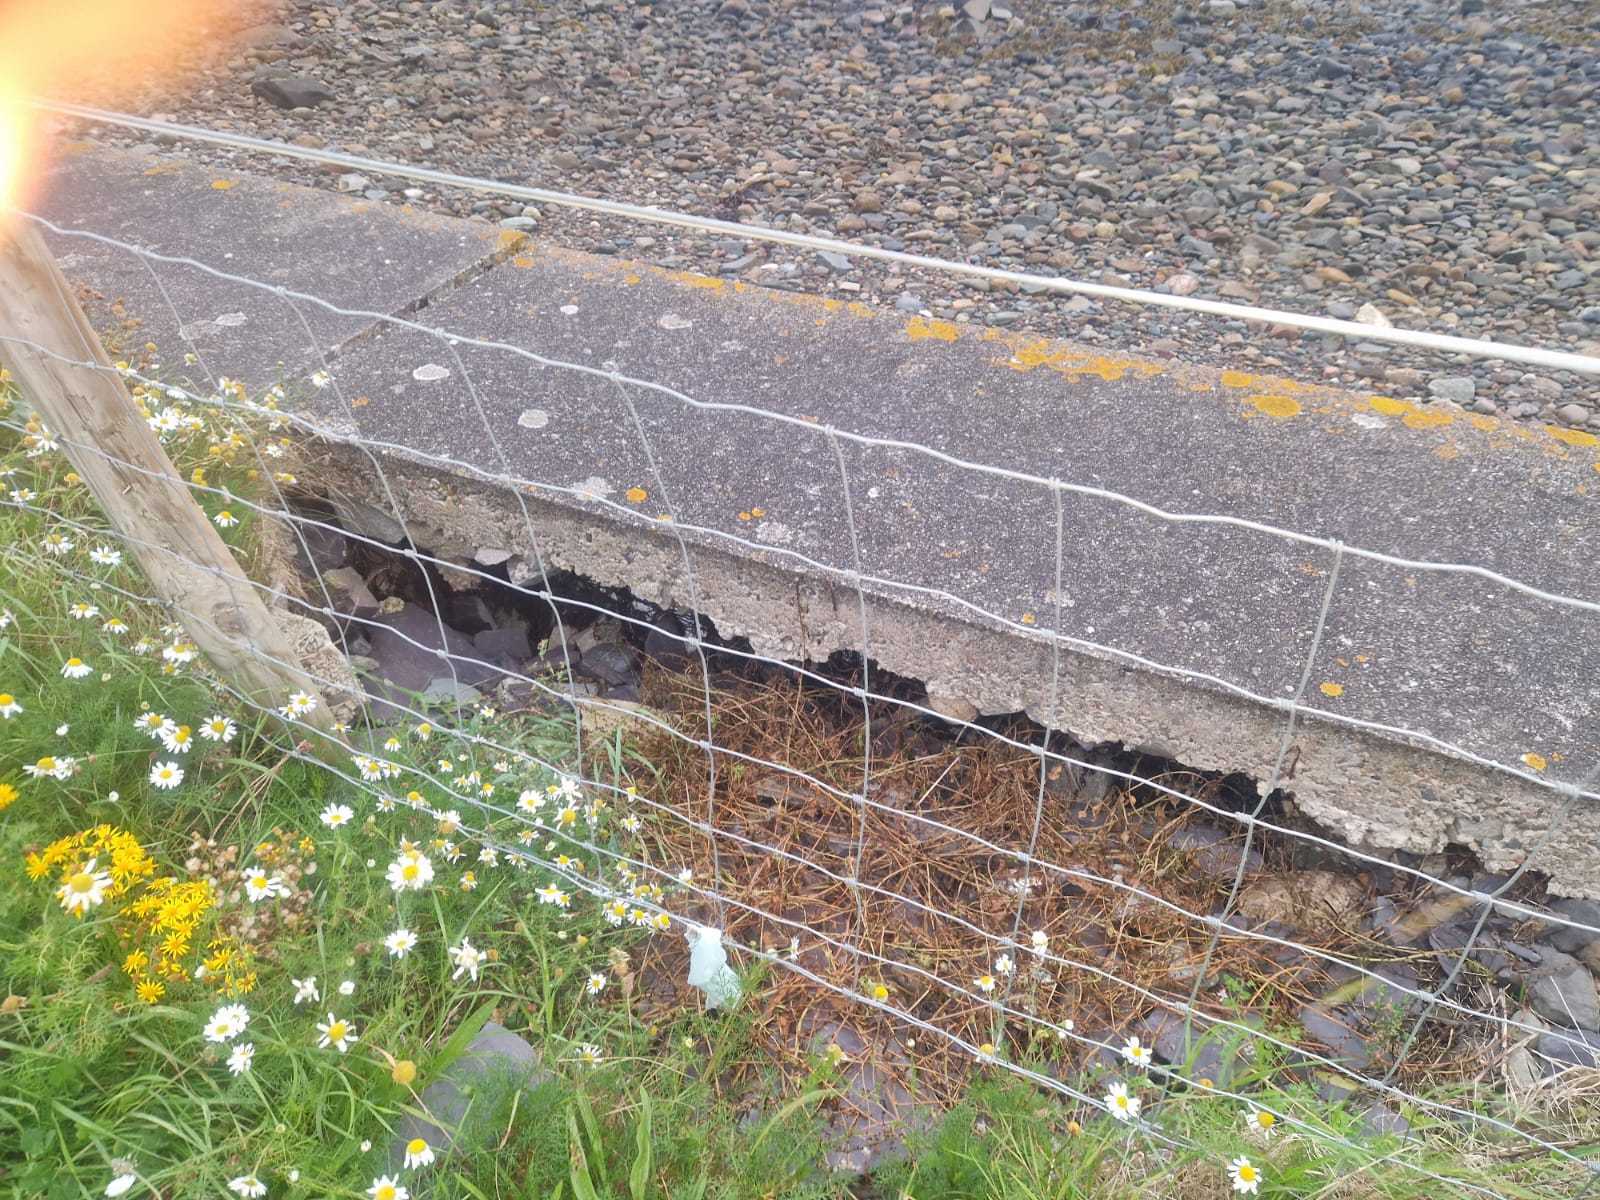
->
[401,1135,434,1169]
[320,802,354,829]
[1105,1081,1140,1122]
[0,692,22,718]
[1121,1035,1153,1068]
[1229,1156,1262,1195]
[228,1175,267,1198]
[227,1042,255,1075]
[448,937,485,982]
[387,851,434,892]
[585,972,607,996]
[200,715,237,742]
[367,1176,408,1200]
[148,761,184,790]
[89,546,123,567]
[243,870,287,902]
[384,929,418,959]
[56,857,112,917]
[316,1012,357,1053]
[292,976,320,1005]
[61,657,93,679]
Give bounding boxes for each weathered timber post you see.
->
[0,217,338,747]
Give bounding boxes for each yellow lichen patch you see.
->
[906,316,959,343]
[624,486,647,504]
[1469,415,1499,432]
[211,179,237,190]
[1020,612,1036,626]
[1249,394,1301,420]
[1434,443,1460,462]
[623,273,642,285]
[846,302,874,319]
[1006,339,1065,371]
[1318,682,1344,698]
[822,298,845,313]
[142,163,180,176]
[1368,396,1411,417]
[1548,426,1600,448]
[751,506,766,518]
[662,269,726,292]
[1065,355,1161,382]
[510,255,536,269]
[1403,408,1455,430]
[1521,752,1547,772]
[1220,370,1259,389]
[738,511,752,522]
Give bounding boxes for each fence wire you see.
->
[3,182,1600,1200]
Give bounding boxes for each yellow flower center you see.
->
[36,757,56,770]
[251,874,267,888]
[173,727,190,743]
[376,1188,395,1200]
[0,693,12,705]
[1259,1112,1275,1128]
[1239,1166,1256,1182]
[67,871,96,894]
[406,1138,426,1155]
[402,863,418,880]
[327,1021,346,1040]
[1115,1096,1128,1109]
[65,658,81,668]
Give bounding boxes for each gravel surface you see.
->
[60,0,1600,423]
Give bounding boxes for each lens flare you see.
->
[0,0,230,213]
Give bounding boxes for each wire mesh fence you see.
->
[5,136,1600,1197]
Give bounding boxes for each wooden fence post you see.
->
[0,217,338,745]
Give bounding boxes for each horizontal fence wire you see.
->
[5,142,1600,1199]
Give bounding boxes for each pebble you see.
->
[1428,377,1475,404]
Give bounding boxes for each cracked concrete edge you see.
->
[312,443,1598,900]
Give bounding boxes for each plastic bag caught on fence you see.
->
[686,925,742,1010]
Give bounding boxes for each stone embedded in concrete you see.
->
[40,147,1600,895]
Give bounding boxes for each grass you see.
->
[2,362,1599,1198]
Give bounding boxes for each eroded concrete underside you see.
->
[34,144,1600,895]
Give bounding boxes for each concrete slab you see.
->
[29,142,514,388]
[323,252,1600,886]
[34,149,1600,893]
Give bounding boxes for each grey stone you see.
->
[817,251,853,274]
[1359,1100,1409,1138]
[323,566,380,618]
[576,641,640,688]
[337,173,372,193]
[473,625,533,662]
[1427,376,1476,404]
[1557,404,1590,427]
[393,1022,551,1165]
[894,293,924,314]
[1137,1010,1258,1084]
[251,74,336,109]
[1545,898,1600,955]
[1528,949,1600,1030]
[1298,1004,1372,1069]
[1167,823,1263,877]
[1537,1028,1600,1070]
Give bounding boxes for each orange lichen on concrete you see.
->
[1248,394,1301,419]
[1001,336,1163,382]
[1368,396,1411,417]
[1319,682,1344,698]
[906,316,960,342]
[1522,752,1547,772]
[1469,415,1498,431]
[661,268,726,292]
[511,255,536,269]
[1403,408,1455,430]
[497,230,529,253]
[1548,426,1600,448]
[210,179,237,190]
[623,273,642,285]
